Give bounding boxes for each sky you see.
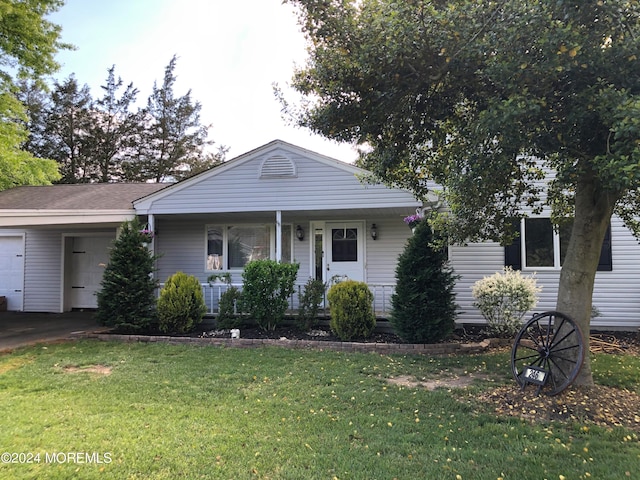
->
[47,0,359,162]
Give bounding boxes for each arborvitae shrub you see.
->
[390,220,458,343]
[216,286,243,329]
[327,280,375,341]
[241,259,300,330]
[157,271,207,333]
[297,278,326,330]
[96,219,158,332]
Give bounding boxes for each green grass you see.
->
[0,341,638,479]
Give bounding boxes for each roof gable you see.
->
[134,140,420,214]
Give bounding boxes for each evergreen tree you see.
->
[41,76,93,183]
[390,219,457,343]
[96,219,158,332]
[124,55,224,182]
[90,66,141,182]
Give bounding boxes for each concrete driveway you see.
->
[0,311,103,352]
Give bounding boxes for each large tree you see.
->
[90,66,141,182]
[0,0,68,189]
[41,75,93,183]
[285,0,640,386]
[125,56,224,182]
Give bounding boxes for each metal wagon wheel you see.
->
[511,311,585,396]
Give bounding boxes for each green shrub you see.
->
[390,219,458,343]
[96,219,158,332]
[241,259,300,330]
[216,286,243,329]
[471,267,541,337]
[157,271,207,333]
[327,280,375,341]
[297,278,326,330]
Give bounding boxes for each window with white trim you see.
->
[505,218,612,271]
[206,224,292,271]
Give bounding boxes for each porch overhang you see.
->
[0,209,137,228]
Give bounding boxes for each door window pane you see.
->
[282,224,292,263]
[315,230,323,280]
[332,228,358,262]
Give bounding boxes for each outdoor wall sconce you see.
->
[296,225,304,241]
[370,223,378,240]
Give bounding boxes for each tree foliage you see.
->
[286,0,640,385]
[127,55,220,182]
[0,0,68,190]
[19,58,227,183]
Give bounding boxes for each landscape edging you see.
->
[81,332,510,355]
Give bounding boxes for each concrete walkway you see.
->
[0,311,102,352]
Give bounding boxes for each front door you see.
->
[69,236,112,309]
[325,222,364,282]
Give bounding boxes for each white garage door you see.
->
[69,236,112,309]
[0,236,24,311]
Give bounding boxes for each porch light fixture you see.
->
[370,223,378,240]
[296,225,304,241]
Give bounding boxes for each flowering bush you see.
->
[471,267,541,337]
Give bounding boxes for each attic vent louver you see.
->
[260,155,297,178]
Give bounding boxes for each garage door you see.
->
[69,236,112,309]
[0,236,24,311]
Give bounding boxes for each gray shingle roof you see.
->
[0,183,171,210]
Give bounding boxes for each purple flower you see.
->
[403,214,423,225]
[139,229,154,240]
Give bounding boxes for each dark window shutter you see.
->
[597,225,612,271]
[504,223,522,270]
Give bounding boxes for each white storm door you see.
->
[69,236,112,309]
[325,222,364,282]
[0,236,24,311]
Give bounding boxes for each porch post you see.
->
[147,214,155,255]
[147,215,156,281]
[275,210,282,262]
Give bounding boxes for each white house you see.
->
[1,140,639,330]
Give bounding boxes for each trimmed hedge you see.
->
[327,280,375,341]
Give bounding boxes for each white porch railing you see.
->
[157,282,396,317]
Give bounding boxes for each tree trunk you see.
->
[556,173,616,386]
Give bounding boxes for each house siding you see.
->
[451,215,640,329]
[138,146,420,215]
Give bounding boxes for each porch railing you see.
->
[157,282,396,317]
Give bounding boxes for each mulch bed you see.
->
[477,384,640,432]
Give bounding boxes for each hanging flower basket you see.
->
[139,228,154,243]
[403,214,423,231]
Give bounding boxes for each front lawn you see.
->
[0,340,638,479]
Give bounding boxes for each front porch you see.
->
[159,282,397,318]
